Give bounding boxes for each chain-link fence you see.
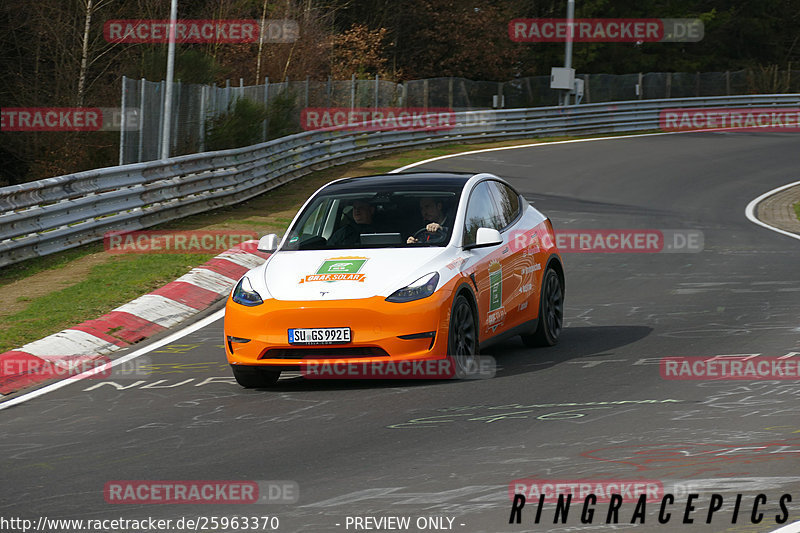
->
[120,69,800,165]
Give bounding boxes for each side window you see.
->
[463,182,503,246]
[487,181,521,229]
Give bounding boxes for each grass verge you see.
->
[794,202,800,222]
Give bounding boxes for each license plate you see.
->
[288,327,351,345]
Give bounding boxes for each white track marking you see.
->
[745,180,800,242]
[0,309,224,410]
[769,522,800,533]
[389,131,679,173]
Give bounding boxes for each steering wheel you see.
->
[412,226,447,244]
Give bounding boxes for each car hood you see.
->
[263,248,446,301]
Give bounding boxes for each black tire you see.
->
[231,366,280,388]
[522,267,563,347]
[447,293,479,378]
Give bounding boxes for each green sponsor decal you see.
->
[316,259,366,275]
[489,267,503,311]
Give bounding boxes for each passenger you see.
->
[328,199,377,246]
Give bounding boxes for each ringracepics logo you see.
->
[509,18,703,42]
[103,231,258,254]
[103,19,299,44]
[661,108,800,133]
[508,490,794,526]
[104,480,298,504]
[300,108,456,132]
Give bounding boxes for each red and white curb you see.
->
[0,241,268,395]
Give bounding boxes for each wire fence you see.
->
[120,69,800,165]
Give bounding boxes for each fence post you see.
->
[138,78,146,162]
[305,76,310,108]
[374,74,379,109]
[423,79,429,110]
[350,73,356,109]
[268,76,269,142]
[695,72,700,96]
[583,74,590,104]
[172,81,181,154]
[725,71,730,95]
[157,80,165,160]
[225,79,231,110]
[638,72,643,99]
[448,77,453,109]
[119,75,127,166]
[666,72,671,98]
[199,84,206,152]
[326,75,331,107]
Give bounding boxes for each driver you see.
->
[407,197,448,244]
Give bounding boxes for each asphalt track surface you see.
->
[2,131,800,533]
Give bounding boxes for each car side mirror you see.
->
[257,234,279,253]
[471,227,502,248]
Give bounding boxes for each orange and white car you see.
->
[224,172,564,387]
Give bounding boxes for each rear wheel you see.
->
[231,366,280,388]
[448,293,479,377]
[522,267,563,347]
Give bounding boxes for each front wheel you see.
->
[231,365,280,388]
[521,267,563,347]
[448,294,479,377]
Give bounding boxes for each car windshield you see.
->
[283,188,460,250]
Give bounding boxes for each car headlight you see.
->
[232,276,264,306]
[386,272,439,303]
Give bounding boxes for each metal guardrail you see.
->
[1,94,798,267]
